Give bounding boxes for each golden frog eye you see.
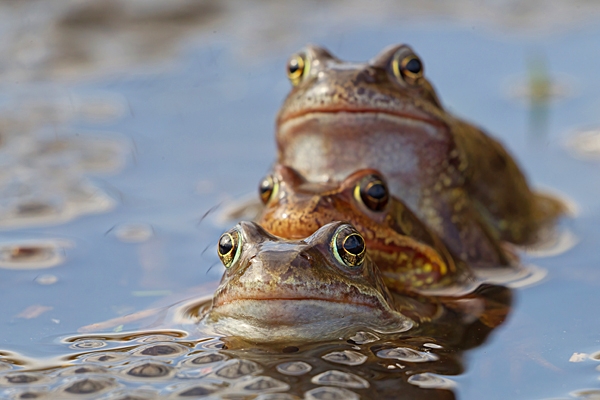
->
[332,225,366,269]
[287,53,309,85]
[392,53,424,84]
[258,175,279,204]
[217,229,241,268]
[354,174,389,212]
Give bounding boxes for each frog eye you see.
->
[392,53,424,84]
[258,175,279,204]
[287,53,309,86]
[332,225,366,269]
[354,174,389,212]
[217,229,242,268]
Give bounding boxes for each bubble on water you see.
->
[0,240,71,270]
[214,359,262,380]
[81,352,127,364]
[7,389,50,399]
[241,376,290,392]
[114,223,154,243]
[125,361,173,378]
[376,347,438,362]
[311,370,369,389]
[13,201,60,219]
[276,361,312,376]
[34,274,58,285]
[407,373,455,389]
[321,350,367,366]
[304,386,360,400]
[132,342,189,358]
[0,372,45,385]
[137,334,177,343]
[61,376,116,395]
[348,331,379,344]
[566,127,600,161]
[571,389,600,399]
[69,339,107,350]
[59,365,109,376]
[1,181,116,229]
[187,352,228,365]
[174,381,228,397]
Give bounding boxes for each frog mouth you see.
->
[277,109,446,142]
[210,296,400,329]
[205,296,413,342]
[213,295,383,310]
[279,107,444,128]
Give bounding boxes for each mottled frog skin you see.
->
[256,164,475,293]
[205,221,413,342]
[276,44,563,266]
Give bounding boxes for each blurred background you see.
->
[1,1,600,399]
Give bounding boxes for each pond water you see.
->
[1,1,600,399]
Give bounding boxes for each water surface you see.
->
[1,1,599,399]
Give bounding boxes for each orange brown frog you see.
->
[256,164,477,293]
[276,44,563,266]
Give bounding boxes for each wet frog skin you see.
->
[256,164,476,293]
[276,44,564,265]
[205,221,413,342]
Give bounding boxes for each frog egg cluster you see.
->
[0,332,455,399]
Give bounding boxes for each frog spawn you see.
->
[0,331,462,399]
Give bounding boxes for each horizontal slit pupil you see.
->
[406,58,421,73]
[219,235,233,255]
[367,184,386,199]
[343,234,364,255]
[260,184,271,194]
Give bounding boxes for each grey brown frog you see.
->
[276,44,564,266]
[204,221,420,342]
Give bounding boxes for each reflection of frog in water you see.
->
[256,165,477,293]
[276,44,564,266]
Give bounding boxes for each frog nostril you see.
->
[299,253,312,262]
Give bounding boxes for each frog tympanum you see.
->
[276,44,564,266]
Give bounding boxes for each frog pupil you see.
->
[288,59,300,74]
[259,179,272,196]
[405,58,422,74]
[358,177,388,211]
[366,183,386,200]
[343,234,365,256]
[218,234,233,256]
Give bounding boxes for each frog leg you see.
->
[423,187,514,268]
[454,120,563,244]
